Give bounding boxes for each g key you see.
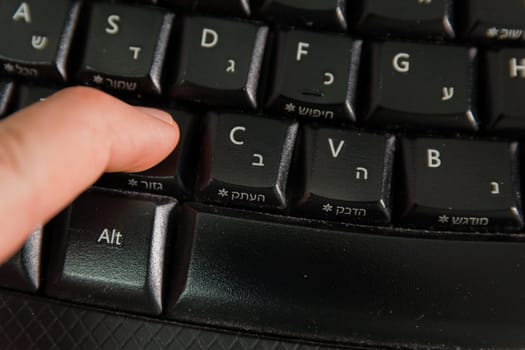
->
[364,42,477,131]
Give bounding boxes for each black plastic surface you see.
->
[0,290,350,350]
[169,205,525,349]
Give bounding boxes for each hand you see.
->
[0,87,179,264]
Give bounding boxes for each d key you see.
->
[170,16,268,109]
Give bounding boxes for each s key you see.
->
[197,113,298,211]
[78,3,174,96]
[364,42,477,131]
[0,0,80,82]
[400,137,523,231]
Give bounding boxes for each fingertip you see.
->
[135,106,180,150]
[136,107,175,125]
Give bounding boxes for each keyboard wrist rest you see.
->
[167,204,525,349]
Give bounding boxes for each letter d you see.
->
[201,28,218,48]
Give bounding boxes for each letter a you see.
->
[97,229,111,243]
[13,2,31,23]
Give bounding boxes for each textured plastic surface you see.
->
[0,290,350,350]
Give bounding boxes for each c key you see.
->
[196,112,298,211]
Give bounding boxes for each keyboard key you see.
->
[266,30,361,124]
[78,3,174,96]
[165,0,251,16]
[485,48,525,131]
[0,81,15,117]
[16,85,57,109]
[97,109,199,199]
[170,16,268,109]
[463,0,525,43]
[46,189,176,315]
[364,42,477,131]
[197,112,297,211]
[295,127,394,224]
[0,0,80,82]
[400,137,523,231]
[0,229,42,292]
[168,205,525,346]
[256,0,347,31]
[352,0,454,39]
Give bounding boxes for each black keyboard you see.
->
[3,1,525,349]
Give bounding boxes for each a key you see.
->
[364,42,477,131]
[0,0,80,82]
[485,48,525,131]
[463,0,525,43]
[46,189,176,315]
[170,16,268,109]
[295,127,394,224]
[97,109,199,199]
[168,205,525,347]
[400,137,523,231]
[352,0,454,39]
[165,0,251,16]
[196,112,298,211]
[256,0,347,31]
[16,85,57,109]
[78,3,174,96]
[266,30,361,124]
[0,229,42,292]
[0,81,15,117]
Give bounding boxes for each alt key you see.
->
[46,188,176,315]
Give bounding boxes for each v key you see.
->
[328,138,344,158]
[297,127,394,225]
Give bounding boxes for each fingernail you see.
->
[136,107,174,125]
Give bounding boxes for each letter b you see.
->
[427,149,441,168]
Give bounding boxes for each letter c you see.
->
[229,126,246,145]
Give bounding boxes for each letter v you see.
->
[328,138,344,158]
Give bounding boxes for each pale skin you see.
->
[0,87,180,264]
